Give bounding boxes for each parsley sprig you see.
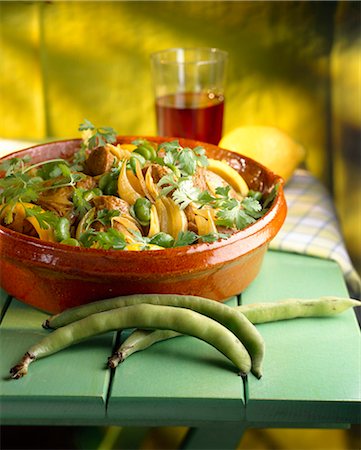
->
[71,119,118,170]
[79,119,117,150]
[23,205,60,230]
[79,228,126,250]
[0,158,82,223]
[159,140,208,176]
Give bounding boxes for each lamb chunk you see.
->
[84,147,115,176]
[37,182,73,217]
[92,195,130,216]
[145,163,171,184]
[192,167,208,192]
[184,204,198,233]
[76,174,97,190]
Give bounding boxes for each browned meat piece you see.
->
[76,174,97,190]
[84,147,115,176]
[184,204,198,233]
[192,167,208,192]
[205,170,240,199]
[145,163,171,184]
[92,195,130,215]
[38,184,73,217]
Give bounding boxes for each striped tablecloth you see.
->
[270,169,361,299]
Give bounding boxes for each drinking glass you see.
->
[150,47,228,145]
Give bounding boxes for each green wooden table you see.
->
[1,250,360,449]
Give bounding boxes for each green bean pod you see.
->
[10,304,252,379]
[108,329,180,368]
[236,296,360,323]
[109,296,360,367]
[43,293,265,378]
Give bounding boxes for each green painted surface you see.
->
[0,298,116,421]
[107,297,246,424]
[0,253,360,428]
[242,251,361,424]
[0,289,11,320]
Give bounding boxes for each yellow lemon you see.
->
[219,126,305,182]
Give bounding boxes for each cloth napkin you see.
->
[269,169,361,299]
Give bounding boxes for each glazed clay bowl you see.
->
[0,137,287,313]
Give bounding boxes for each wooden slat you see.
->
[0,288,11,320]
[0,298,116,421]
[107,297,246,426]
[242,251,361,424]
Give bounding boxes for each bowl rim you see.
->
[0,136,285,259]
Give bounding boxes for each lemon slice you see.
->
[125,243,164,251]
[219,126,305,182]
[207,159,249,197]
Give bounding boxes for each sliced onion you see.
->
[75,207,96,240]
[147,204,160,237]
[117,161,141,205]
[145,166,160,202]
[134,159,153,202]
[155,198,169,234]
[161,197,187,238]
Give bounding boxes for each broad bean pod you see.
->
[107,329,178,368]
[236,296,360,323]
[10,304,251,379]
[43,293,265,378]
[109,296,360,367]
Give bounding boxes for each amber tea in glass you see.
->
[151,48,227,145]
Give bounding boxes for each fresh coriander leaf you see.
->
[193,146,209,167]
[0,156,31,177]
[215,185,231,198]
[216,207,256,230]
[178,147,197,175]
[157,173,179,197]
[198,232,230,243]
[247,190,263,201]
[95,209,120,227]
[159,140,182,153]
[0,173,43,206]
[79,119,117,150]
[79,228,126,250]
[172,179,200,210]
[197,190,216,205]
[159,141,208,176]
[24,206,59,230]
[71,148,87,171]
[79,119,95,131]
[198,233,220,243]
[173,230,198,247]
[241,196,263,219]
[72,188,92,216]
[262,184,279,209]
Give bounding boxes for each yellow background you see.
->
[0,1,360,270]
[0,3,360,448]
